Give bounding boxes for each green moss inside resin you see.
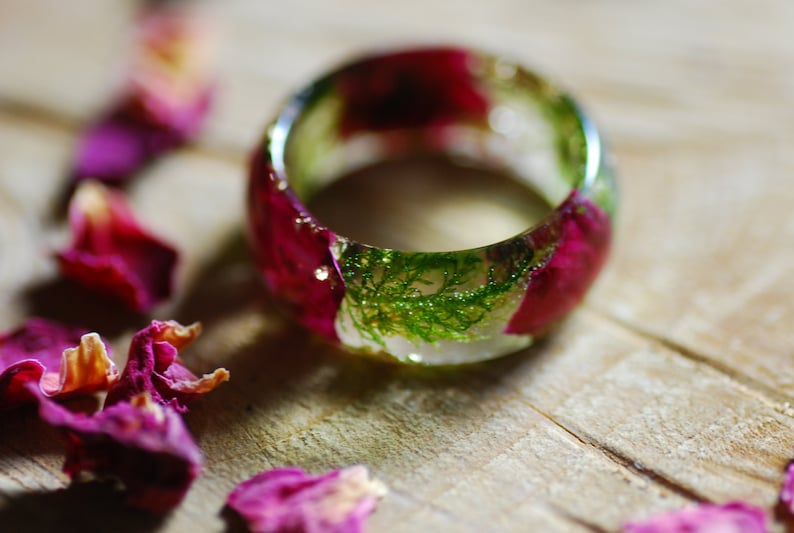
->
[336,241,548,347]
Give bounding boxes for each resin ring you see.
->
[247,46,617,365]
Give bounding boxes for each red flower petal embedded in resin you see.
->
[337,47,489,136]
[623,502,768,533]
[227,465,387,533]
[37,391,202,513]
[57,181,179,313]
[104,320,228,413]
[0,318,118,410]
[73,6,216,184]
[505,191,611,335]
[248,153,345,341]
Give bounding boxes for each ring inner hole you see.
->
[308,154,553,251]
[284,57,585,252]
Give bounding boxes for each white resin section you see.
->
[333,308,534,365]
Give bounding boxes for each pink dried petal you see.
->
[104,320,229,412]
[623,502,768,533]
[37,391,202,513]
[780,462,794,513]
[227,465,387,533]
[73,6,216,184]
[128,7,217,129]
[57,181,179,312]
[0,318,117,410]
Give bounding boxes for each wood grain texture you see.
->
[1,0,794,531]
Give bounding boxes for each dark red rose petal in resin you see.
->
[505,191,611,335]
[247,152,345,341]
[337,47,489,136]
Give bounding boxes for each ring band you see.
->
[247,46,616,365]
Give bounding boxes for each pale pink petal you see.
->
[73,6,216,184]
[623,501,768,533]
[0,318,117,410]
[227,465,387,533]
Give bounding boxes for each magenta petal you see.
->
[248,153,345,341]
[72,5,215,185]
[73,117,150,184]
[104,320,228,413]
[57,182,179,312]
[0,318,117,410]
[623,502,768,533]
[227,466,387,533]
[37,391,202,513]
[505,191,611,335]
[780,462,794,513]
[72,89,213,185]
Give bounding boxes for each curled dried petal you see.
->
[104,320,229,412]
[57,181,179,312]
[37,391,202,513]
[227,465,387,533]
[623,502,768,533]
[73,6,216,184]
[0,318,117,410]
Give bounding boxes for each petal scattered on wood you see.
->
[227,465,387,533]
[73,5,216,184]
[0,318,117,410]
[57,181,179,312]
[623,501,768,533]
[104,320,229,412]
[780,461,794,514]
[37,391,202,513]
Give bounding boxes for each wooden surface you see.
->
[2,1,794,531]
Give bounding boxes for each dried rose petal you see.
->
[73,6,216,184]
[57,181,179,312]
[37,391,202,513]
[247,152,345,341]
[337,47,489,136]
[105,320,228,412]
[623,502,768,533]
[780,462,794,513]
[0,318,117,410]
[504,191,612,335]
[227,465,387,533]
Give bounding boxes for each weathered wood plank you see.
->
[590,142,794,396]
[2,0,794,531]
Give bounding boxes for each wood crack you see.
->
[585,306,794,414]
[547,502,613,533]
[516,396,709,504]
